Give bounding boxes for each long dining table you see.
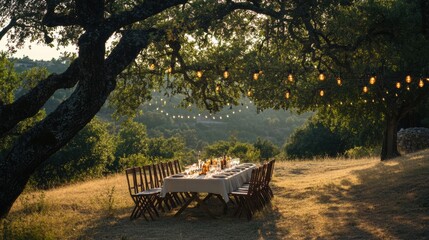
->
[160,163,255,218]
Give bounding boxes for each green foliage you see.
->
[31,117,116,188]
[202,139,262,162]
[0,53,19,105]
[345,146,379,159]
[0,57,46,158]
[253,138,280,160]
[117,153,150,170]
[203,140,231,158]
[146,136,186,161]
[284,120,346,159]
[112,120,148,169]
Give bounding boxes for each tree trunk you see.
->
[381,115,400,161]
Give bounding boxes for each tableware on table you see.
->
[212,174,227,178]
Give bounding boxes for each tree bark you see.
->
[381,115,400,161]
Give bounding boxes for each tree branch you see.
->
[0,59,82,138]
[103,0,187,34]
[0,17,17,40]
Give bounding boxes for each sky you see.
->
[0,38,77,60]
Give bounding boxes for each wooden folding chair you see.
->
[229,166,262,220]
[125,167,159,220]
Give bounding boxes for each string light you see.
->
[247,89,253,97]
[405,75,412,83]
[284,89,291,99]
[166,66,172,74]
[363,86,369,93]
[336,76,342,86]
[287,72,294,82]
[396,82,401,89]
[369,75,376,85]
[319,89,325,97]
[216,83,222,93]
[253,70,259,81]
[318,71,326,81]
[148,59,156,70]
[196,68,203,78]
[419,79,425,88]
[223,67,229,79]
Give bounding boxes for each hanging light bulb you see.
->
[369,75,376,85]
[216,83,222,93]
[253,70,259,81]
[318,70,326,81]
[319,89,325,97]
[406,86,410,91]
[223,67,229,79]
[396,81,401,89]
[405,75,412,83]
[363,86,369,93]
[336,76,342,86]
[284,89,291,99]
[148,59,156,70]
[419,79,425,88]
[196,68,203,78]
[247,89,253,97]
[287,71,294,82]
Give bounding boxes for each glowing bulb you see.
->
[287,73,294,82]
[216,84,221,93]
[284,89,291,99]
[253,71,259,81]
[369,76,376,85]
[196,69,203,78]
[247,89,253,97]
[336,77,342,86]
[363,86,368,93]
[318,71,325,81]
[405,75,412,83]
[166,67,172,74]
[419,79,424,88]
[396,82,401,89]
[319,89,325,97]
[223,67,229,79]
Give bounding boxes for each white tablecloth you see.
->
[160,165,254,202]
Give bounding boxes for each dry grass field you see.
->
[2,150,429,240]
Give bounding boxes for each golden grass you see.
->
[2,150,429,239]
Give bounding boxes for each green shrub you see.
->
[345,146,380,159]
[31,117,116,189]
[284,121,346,159]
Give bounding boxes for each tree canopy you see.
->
[1,0,429,218]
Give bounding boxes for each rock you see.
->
[397,127,429,154]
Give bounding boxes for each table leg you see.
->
[174,192,198,217]
[174,192,217,218]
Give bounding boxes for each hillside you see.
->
[2,150,429,239]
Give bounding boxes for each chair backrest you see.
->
[248,166,262,195]
[173,159,182,173]
[141,165,157,190]
[265,159,275,185]
[125,167,144,195]
[159,162,171,178]
[151,163,162,188]
[167,161,176,175]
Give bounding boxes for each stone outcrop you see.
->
[397,127,429,154]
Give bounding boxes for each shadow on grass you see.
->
[80,194,284,240]
[314,152,429,239]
